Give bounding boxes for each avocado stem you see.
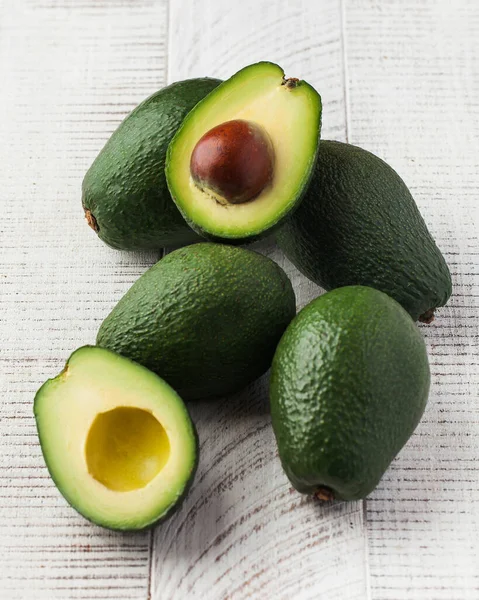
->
[419,308,435,324]
[315,486,335,502]
[282,77,300,89]
[85,209,99,233]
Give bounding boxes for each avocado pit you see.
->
[85,406,170,492]
[190,119,274,205]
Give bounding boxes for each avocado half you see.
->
[34,346,197,531]
[166,62,322,242]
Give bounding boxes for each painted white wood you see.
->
[152,2,370,599]
[2,0,478,598]
[0,1,167,598]
[344,1,479,598]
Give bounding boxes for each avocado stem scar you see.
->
[85,209,99,233]
[315,486,335,502]
[419,308,435,324]
[282,77,300,89]
[59,363,70,381]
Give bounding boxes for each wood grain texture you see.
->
[0,1,167,598]
[344,0,479,598]
[151,2,370,599]
[2,0,478,598]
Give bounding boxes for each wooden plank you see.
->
[0,1,167,598]
[344,0,479,598]
[151,2,370,599]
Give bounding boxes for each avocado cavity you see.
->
[85,407,170,492]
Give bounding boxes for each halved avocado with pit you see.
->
[166,62,322,242]
[34,346,197,531]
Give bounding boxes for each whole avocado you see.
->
[270,286,430,501]
[82,78,221,250]
[97,243,296,400]
[277,141,452,322]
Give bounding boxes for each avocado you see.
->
[34,346,197,531]
[277,141,452,322]
[270,286,430,501]
[97,243,296,400]
[166,62,322,243]
[82,78,221,250]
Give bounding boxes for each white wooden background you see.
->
[0,0,478,598]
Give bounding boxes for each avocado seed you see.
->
[190,119,274,204]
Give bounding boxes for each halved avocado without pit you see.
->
[166,62,322,242]
[34,346,197,531]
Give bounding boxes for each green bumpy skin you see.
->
[270,286,430,501]
[97,243,296,400]
[277,140,452,322]
[82,78,221,250]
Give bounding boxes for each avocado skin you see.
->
[270,286,430,501]
[97,243,296,400]
[82,78,221,251]
[277,140,452,321]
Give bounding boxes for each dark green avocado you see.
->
[270,286,430,501]
[97,243,296,400]
[34,346,197,531]
[277,140,452,322]
[82,78,221,250]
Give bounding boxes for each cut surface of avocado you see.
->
[166,62,322,241]
[34,346,197,531]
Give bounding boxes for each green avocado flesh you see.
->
[270,286,430,501]
[82,78,221,250]
[166,62,322,242]
[97,243,296,400]
[34,346,197,531]
[277,140,452,321]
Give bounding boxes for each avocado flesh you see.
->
[270,286,430,501]
[82,78,221,251]
[34,346,197,531]
[166,62,322,242]
[277,140,452,321]
[96,243,296,400]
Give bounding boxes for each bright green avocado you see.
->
[82,78,221,250]
[166,62,322,243]
[270,286,430,501]
[277,141,452,322]
[97,243,296,400]
[34,346,197,531]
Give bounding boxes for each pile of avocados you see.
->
[34,62,452,531]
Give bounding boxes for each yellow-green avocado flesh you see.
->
[34,346,197,531]
[166,61,322,242]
